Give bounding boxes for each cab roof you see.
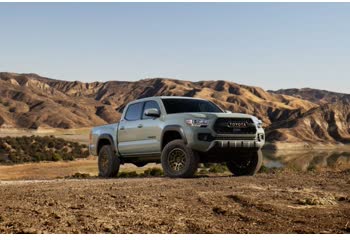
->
[131,96,208,102]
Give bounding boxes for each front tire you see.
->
[226,150,263,176]
[98,145,120,178]
[161,140,199,178]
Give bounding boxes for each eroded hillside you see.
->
[1,72,349,145]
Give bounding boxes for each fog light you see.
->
[198,133,212,141]
[258,134,265,141]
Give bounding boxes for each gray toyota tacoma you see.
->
[89,96,265,178]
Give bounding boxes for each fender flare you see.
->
[97,134,117,154]
[161,125,187,149]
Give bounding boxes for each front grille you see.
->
[214,135,256,140]
[213,118,257,134]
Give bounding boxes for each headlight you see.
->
[257,120,263,128]
[185,119,209,127]
[252,117,263,128]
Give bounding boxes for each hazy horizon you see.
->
[3,71,350,94]
[1,3,350,92]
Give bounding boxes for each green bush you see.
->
[118,171,139,178]
[52,153,62,161]
[66,172,92,179]
[208,164,228,173]
[142,167,163,177]
[33,152,43,162]
[47,141,55,148]
[198,168,209,175]
[118,168,163,178]
[0,135,90,165]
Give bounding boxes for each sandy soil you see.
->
[0,170,349,234]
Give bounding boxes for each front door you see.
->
[137,100,162,154]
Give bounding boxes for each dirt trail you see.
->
[0,171,349,233]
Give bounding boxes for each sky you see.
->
[0,3,350,93]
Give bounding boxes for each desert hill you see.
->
[0,72,349,146]
[271,88,350,105]
[268,88,350,145]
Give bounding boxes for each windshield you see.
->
[161,98,223,114]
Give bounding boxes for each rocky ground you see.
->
[0,170,349,233]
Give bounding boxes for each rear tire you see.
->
[161,140,199,178]
[226,150,263,176]
[98,145,120,178]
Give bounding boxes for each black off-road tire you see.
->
[161,140,199,178]
[98,145,120,178]
[226,150,263,176]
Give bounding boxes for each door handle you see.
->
[120,126,125,130]
[137,124,143,128]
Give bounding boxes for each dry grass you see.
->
[0,157,161,180]
[0,158,98,180]
[0,128,91,144]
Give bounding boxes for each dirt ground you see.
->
[0,170,349,234]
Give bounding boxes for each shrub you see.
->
[208,164,228,173]
[142,167,163,177]
[258,165,280,173]
[198,168,209,174]
[202,163,213,168]
[258,165,269,173]
[52,153,62,161]
[0,135,90,165]
[47,141,55,148]
[66,172,92,179]
[33,153,43,162]
[118,171,139,178]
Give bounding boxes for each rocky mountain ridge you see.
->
[0,72,349,147]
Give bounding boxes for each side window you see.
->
[142,101,161,119]
[124,102,143,121]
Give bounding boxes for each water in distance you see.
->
[263,150,350,172]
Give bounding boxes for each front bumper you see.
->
[208,139,264,149]
[185,127,265,152]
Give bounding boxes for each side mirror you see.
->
[225,110,232,113]
[144,108,160,118]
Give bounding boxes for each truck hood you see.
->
[176,112,255,120]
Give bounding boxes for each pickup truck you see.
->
[89,96,265,178]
